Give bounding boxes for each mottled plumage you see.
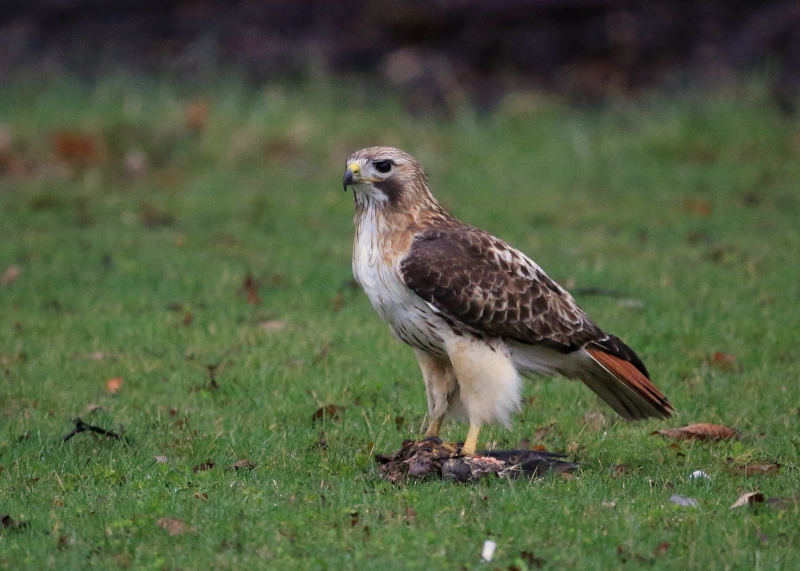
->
[343,146,674,455]
[400,227,602,351]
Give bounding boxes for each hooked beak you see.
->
[343,162,360,191]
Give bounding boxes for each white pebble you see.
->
[481,540,497,562]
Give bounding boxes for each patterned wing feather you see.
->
[397,221,674,420]
[400,227,604,353]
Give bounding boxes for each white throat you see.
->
[353,183,389,209]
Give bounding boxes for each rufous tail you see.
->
[583,348,674,421]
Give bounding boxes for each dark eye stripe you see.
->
[373,160,392,173]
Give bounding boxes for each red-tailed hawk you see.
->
[344,146,674,455]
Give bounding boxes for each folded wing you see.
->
[400,225,673,420]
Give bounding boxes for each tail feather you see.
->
[584,348,674,421]
[508,340,674,421]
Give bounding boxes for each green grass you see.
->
[1,76,799,570]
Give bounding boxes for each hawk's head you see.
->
[343,147,433,210]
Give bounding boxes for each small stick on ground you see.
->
[62,418,126,443]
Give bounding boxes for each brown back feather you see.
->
[400,226,604,352]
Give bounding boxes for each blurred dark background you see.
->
[2,0,800,110]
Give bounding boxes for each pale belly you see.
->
[353,246,448,358]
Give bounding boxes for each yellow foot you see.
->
[424,416,444,439]
[461,423,481,456]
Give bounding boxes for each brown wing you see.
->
[400,226,605,353]
[400,225,670,417]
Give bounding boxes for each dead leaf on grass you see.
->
[105,377,123,394]
[185,100,210,131]
[731,492,764,509]
[707,352,741,372]
[240,274,261,305]
[192,459,215,473]
[1,514,28,529]
[156,517,194,536]
[533,425,552,441]
[653,542,670,557]
[711,351,736,365]
[228,459,257,471]
[1,265,20,286]
[311,404,344,423]
[683,198,712,217]
[743,463,782,477]
[652,423,739,442]
[53,132,103,165]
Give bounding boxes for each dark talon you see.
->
[421,436,443,445]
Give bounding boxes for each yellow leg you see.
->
[461,422,481,456]
[424,416,444,438]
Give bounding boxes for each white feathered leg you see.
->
[444,334,522,455]
[414,349,457,438]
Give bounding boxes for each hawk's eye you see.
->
[373,160,392,174]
